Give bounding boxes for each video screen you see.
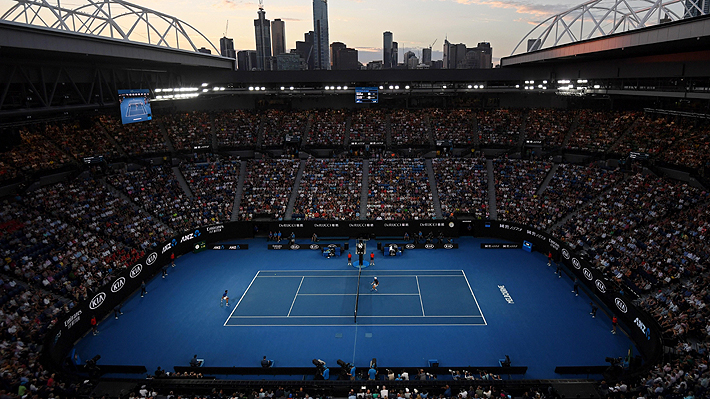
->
[118,89,153,124]
[355,87,378,104]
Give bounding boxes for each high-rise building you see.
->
[383,31,393,68]
[404,51,418,69]
[331,42,358,70]
[391,42,399,67]
[443,40,492,69]
[220,37,236,59]
[237,50,258,71]
[684,0,709,17]
[295,31,315,70]
[254,5,272,71]
[312,0,330,70]
[422,47,432,66]
[276,53,302,70]
[272,19,286,56]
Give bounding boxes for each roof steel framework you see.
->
[1,0,220,54]
[512,0,707,55]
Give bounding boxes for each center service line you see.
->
[416,276,425,316]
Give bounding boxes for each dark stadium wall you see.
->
[45,219,663,378]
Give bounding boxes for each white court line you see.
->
[296,293,419,296]
[416,276,425,316]
[257,269,465,273]
[225,323,487,327]
[224,273,259,326]
[462,270,487,326]
[257,274,463,278]
[287,276,305,317]
[230,315,484,318]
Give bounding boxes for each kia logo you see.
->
[405,244,415,249]
[310,244,319,250]
[562,249,570,259]
[444,244,454,249]
[572,258,581,269]
[111,277,126,293]
[146,252,158,265]
[595,279,607,293]
[582,268,593,280]
[290,245,300,250]
[615,298,628,314]
[425,244,434,249]
[89,292,106,310]
[130,264,143,279]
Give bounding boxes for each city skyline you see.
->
[0,0,600,63]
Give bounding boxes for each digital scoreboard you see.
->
[355,87,378,103]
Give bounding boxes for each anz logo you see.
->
[89,292,106,310]
[615,298,628,314]
[130,264,143,279]
[179,230,201,243]
[111,277,126,293]
[634,317,651,340]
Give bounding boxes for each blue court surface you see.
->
[226,270,485,326]
[73,237,636,379]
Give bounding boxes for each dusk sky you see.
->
[2,0,593,63]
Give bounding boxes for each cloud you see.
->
[354,46,381,53]
[213,0,257,10]
[453,0,569,18]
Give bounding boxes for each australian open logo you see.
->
[444,243,454,249]
[194,229,201,238]
[290,244,300,250]
[310,244,319,250]
[405,244,415,250]
[562,248,570,259]
[111,277,126,293]
[130,264,143,279]
[146,252,158,265]
[424,244,435,249]
[572,258,581,269]
[582,268,593,280]
[595,279,607,293]
[89,292,106,310]
[615,298,628,314]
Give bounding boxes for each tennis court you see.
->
[225,270,486,326]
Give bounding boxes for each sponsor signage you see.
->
[111,277,126,293]
[268,243,346,251]
[481,243,522,249]
[498,285,514,304]
[89,292,106,310]
[210,244,249,250]
[129,264,143,279]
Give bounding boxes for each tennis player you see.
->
[221,290,229,307]
[371,277,379,292]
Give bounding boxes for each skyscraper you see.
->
[331,42,359,70]
[272,19,286,56]
[295,31,315,70]
[391,42,399,67]
[254,5,272,71]
[219,37,235,59]
[383,31,393,68]
[312,0,330,70]
[422,47,432,66]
